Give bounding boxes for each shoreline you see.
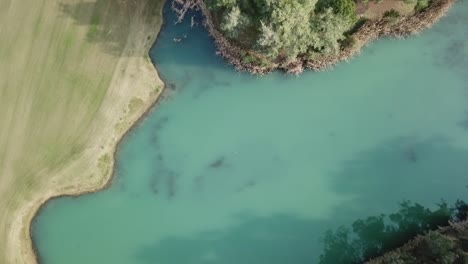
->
[16,2,169,264]
[192,0,457,74]
[365,220,468,263]
[29,70,167,263]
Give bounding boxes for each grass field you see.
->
[0,0,165,263]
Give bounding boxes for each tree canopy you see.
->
[206,0,357,62]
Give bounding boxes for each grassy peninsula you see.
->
[173,0,457,73]
[0,0,164,263]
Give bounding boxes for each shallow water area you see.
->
[34,2,468,264]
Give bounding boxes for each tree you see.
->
[207,0,356,62]
[316,0,357,21]
[206,0,236,9]
[220,6,250,38]
[256,0,318,60]
[311,8,352,54]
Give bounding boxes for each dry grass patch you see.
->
[357,0,416,18]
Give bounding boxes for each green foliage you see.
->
[320,227,361,264]
[239,51,269,66]
[346,17,369,35]
[207,0,357,61]
[310,9,352,54]
[384,9,400,18]
[454,200,468,221]
[220,5,250,38]
[256,0,319,60]
[316,0,357,21]
[241,53,257,64]
[415,0,430,12]
[341,35,356,49]
[206,0,237,9]
[424,232,457,263]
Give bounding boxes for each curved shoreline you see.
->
[25,3,169,264]
[193,0,457,74]
[29,71,167,263]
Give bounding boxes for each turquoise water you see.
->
[33,3,468,264]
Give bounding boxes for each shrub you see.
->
[346,17,369,35]
[415,0,430,12]
[317,0,357,21]
[384,9,400,18]
[340,35,356,49]
[423,232,458,264]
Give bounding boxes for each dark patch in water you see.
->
[154,116,169,131]
[150,134,159,145]
[434,36,468,77]
[209,157,225,169]
[168,82,176,90]
[192,84,212,99]
[177,71,193,91]
[204,70,217,83]
[167,172,177,199]
[404,146,418,163]
[236,180,256,193]
[157,153,164,161]
[118,182,127,193]
[193,174,204,192]
[246,180,256,187]
[444,40,468,69]
[150,174,160,195]
[135,214,321,264]
[459,117,468,130]
[213,80,232,87]
[157,88,176,103]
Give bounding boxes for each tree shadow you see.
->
[319,200,468,264]
[319,136,468,262]
[131,202,468,264]
[134,213,330,264]
[328,136,468,213]
[59,0,163,56]
[458,112,468,131]
[150,2,238,81]
[124,135,468,264]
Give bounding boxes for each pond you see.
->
[33,2,468,264]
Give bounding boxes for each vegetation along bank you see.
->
[172,0,457,74]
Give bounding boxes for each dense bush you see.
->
[316,0,357,21]
[415,0,430,12]
[383,9,400,18]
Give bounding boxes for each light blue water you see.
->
[33,2,468,264]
